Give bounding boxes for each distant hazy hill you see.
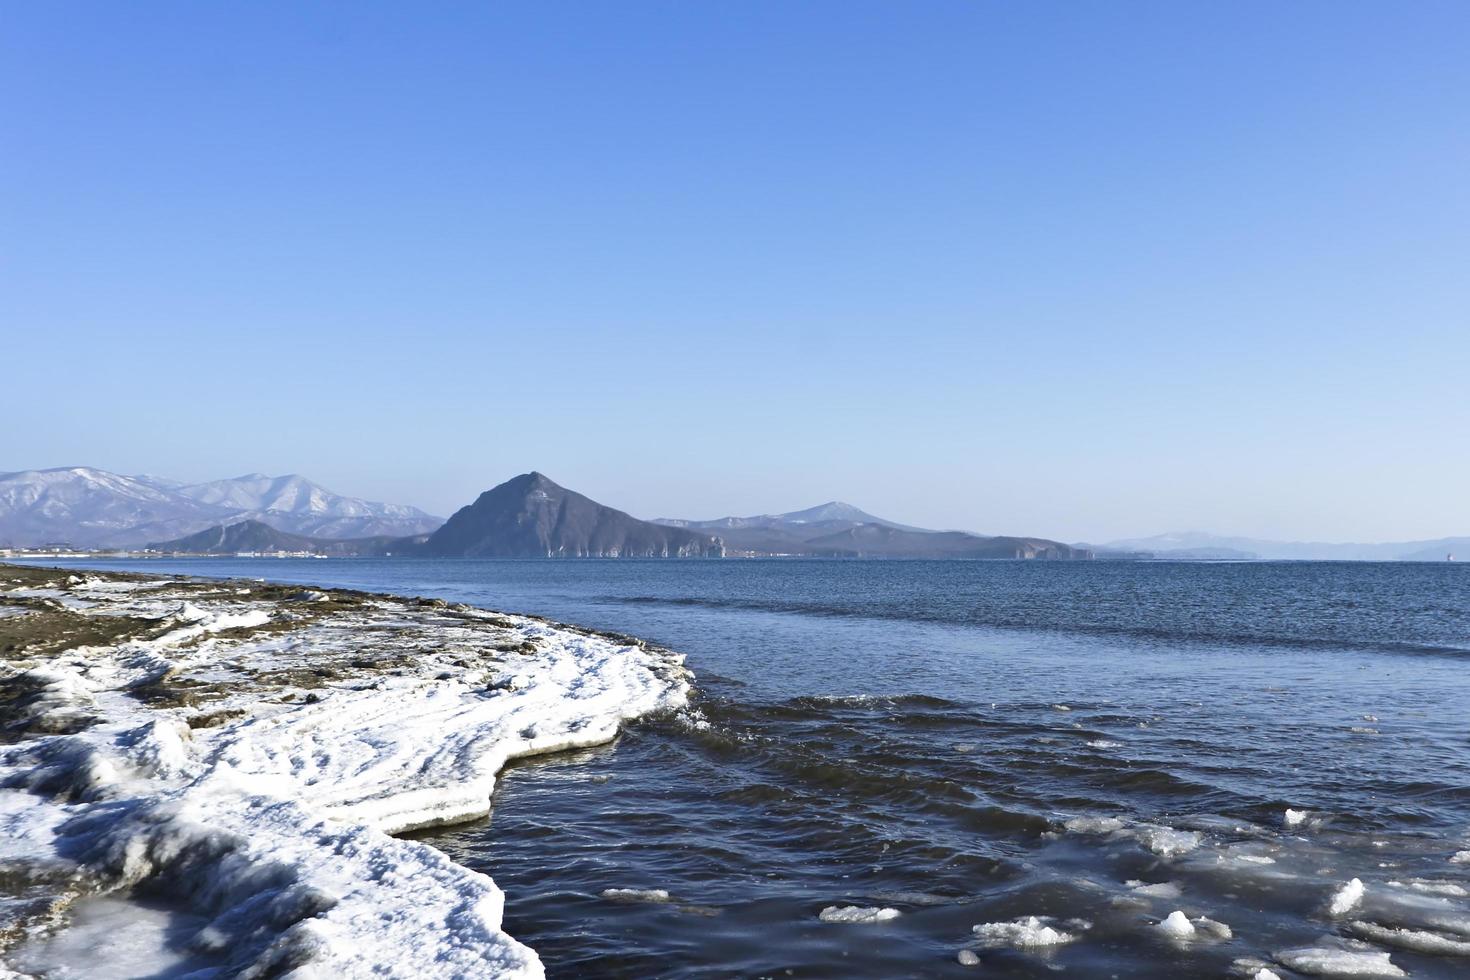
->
[0,467,442,548]
[656,502,1088,559]
[150,520,409,556]
[1101,531,1470,562]
[802,524,1086,559]
[422,473,725,558]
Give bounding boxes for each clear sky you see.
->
[3,2,1467,543]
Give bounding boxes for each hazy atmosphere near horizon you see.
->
[5,2,1468,543]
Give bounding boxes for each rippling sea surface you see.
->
[30,558,1470,978]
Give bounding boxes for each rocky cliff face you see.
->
[421,473,725,558]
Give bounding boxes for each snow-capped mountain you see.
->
[0,467,442,548]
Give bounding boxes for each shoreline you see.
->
[0,562,692,977]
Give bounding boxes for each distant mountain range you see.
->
[20,467,1454,562]
[0,467,442,548]
[1091,531,1469,562]
[137,472,1088,559]
[656,502,1084,559]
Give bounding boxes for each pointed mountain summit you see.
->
[422,473,725,558]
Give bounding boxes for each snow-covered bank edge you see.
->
[0,564,693,978]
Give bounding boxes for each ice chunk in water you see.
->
[1127,880,1183,899]
[1136,824,1202,858]
[1157,910,1232,941]
[973,915,1079,948]
[601,888,671,904]
[1329,878,1365,916]
[1158,910,1195,938]
[1273,945,1406,977]
[818,905,899,923]
[1064,815,1126,834]
[1348,920,1470,956]
[1388,878,1468,896]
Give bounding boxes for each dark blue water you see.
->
[26,558,1470,977]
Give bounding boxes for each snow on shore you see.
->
[0,569,692,978]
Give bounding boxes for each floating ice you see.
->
[601,888,672,904]
[1157,910,1231,941]
[1136,824,1202,858]
[1348,920,1470,956]
[1329,878,1365,916]
[1451,850,1470,865]
[1158,910,1196,938]
[1284,808,1311,829]
[1273,946,1406,977]
[956,948,980,966]
[1127,880,1183,899]
[972,915,1079,948]
[819,905,900,923]
[1063,815,1126,834]
[1388,878,1468,896]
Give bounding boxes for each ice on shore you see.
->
[819,905,900,923]
[0,573,693,978]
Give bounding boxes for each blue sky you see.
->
[3,2,1467,542]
